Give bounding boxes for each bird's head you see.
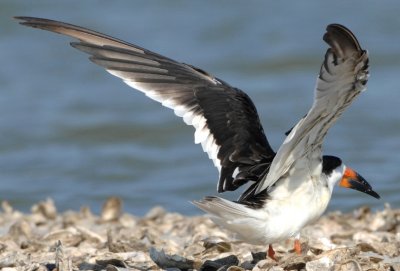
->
[323,155,380,199]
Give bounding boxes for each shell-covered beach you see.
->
[0,198,399,271]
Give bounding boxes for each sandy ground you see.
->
[0,198,399,271]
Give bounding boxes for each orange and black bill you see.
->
[339,168,380,199]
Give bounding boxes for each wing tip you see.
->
[14,16,54,28]
[14,16,32,22]
[14,16,38,28]
[323,23,364,58]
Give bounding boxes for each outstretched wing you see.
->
[255,24,369,194]
[16,16,275,193]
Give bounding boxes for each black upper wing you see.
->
[16,16,276,193]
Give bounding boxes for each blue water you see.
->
[1,1,399,216]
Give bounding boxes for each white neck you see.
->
[325,164,346,193]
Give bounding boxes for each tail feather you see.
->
[192,196,264,221]
[193,196,268,245]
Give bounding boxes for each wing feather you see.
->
[16,16,275,193]
[255,24,369,194]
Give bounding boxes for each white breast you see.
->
[257,164,333,244]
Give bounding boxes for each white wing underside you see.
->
[120,78,222,171]
[256,46,369,193]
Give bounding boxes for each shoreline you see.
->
[0,198,399,270]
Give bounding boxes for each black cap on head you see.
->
[322,155,342,175]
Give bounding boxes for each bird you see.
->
[16,17,380,260]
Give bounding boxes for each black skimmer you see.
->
[16,17,380,259]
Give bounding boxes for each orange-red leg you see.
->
[294,238,301,255]
[267,244,277,261]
